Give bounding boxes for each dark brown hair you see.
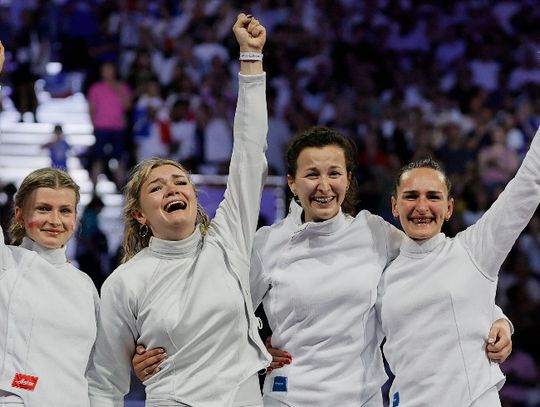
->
[286,126,358,215]
[393,157,452,198]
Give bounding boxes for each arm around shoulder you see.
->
[87,273,139,406]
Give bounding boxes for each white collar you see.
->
[20,237,67,266]
[400,233,446,257]
[148,226,202,259]
[287,200,348,236]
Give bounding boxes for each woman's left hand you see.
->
[132,344,167,382]
[486,318,512,363]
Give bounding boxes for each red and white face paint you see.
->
[15,187,77,249]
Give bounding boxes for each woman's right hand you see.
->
[265,337,292,373]
[132,345,167,382]
[232,13,266,53]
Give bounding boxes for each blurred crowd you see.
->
[0,0,540,404]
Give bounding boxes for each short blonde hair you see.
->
[9,168,80,245]
[121,158,209,263]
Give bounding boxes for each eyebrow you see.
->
[34,201,75,208]
[303,165,344,172]
[402,190,444,195]
[147,174,188,185]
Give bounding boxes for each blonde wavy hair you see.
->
[121,158,209,263]
[9,168,80,245]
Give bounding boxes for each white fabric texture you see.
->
[250,200,403,406]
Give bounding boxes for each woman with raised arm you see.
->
[87,14,271,407]
[0,168,99,406]
[377,126,540,407]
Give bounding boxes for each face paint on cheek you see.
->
[26,219,40,229]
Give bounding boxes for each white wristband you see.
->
[239,52,263,61]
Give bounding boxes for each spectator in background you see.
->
[197,98,232,174]
[87,60,132,191]
[76,195,109,292]
[10,9,41,122]
[126,49,155,100]
[266,87,291,175]
[168,97,198,172]
[42,124,71,171]
[132,77,167,161]
[0,182,16,245]
[60,0,99,72]
[478,123,519,196]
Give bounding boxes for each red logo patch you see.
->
[11,373,38,391]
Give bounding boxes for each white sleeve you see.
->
[492,304,514,334]
[365,212,404,268]
[459,126,540,280]
[87,274,138,407]
[249,231,271,309]
[0,224,11,279]
[209,73,268,265]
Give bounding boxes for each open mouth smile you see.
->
[409,217,434,225]
[164,200,187,213]
[312,196,335,204]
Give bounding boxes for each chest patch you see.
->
[272,376,288,392]
[11,373,38,391]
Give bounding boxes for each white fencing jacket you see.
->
[0,230,99,407]
[378,127,540,406]
[250,201,403,406]
[87,73,271,407]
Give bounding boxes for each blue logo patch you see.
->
[272,376,288,392]
[392,391,400,406]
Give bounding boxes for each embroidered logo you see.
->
[11,373,38,391]
[392,391,400,406]
[272,376,288,392]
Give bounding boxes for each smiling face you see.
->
[392,167,454,241]
[15,187,77,249]
[288,145,351,223]
[132,164,198,240]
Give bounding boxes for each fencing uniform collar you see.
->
[148,226,202,259]
[20,237,67,266]
[400,233,446,256]
[288,199,347,236]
